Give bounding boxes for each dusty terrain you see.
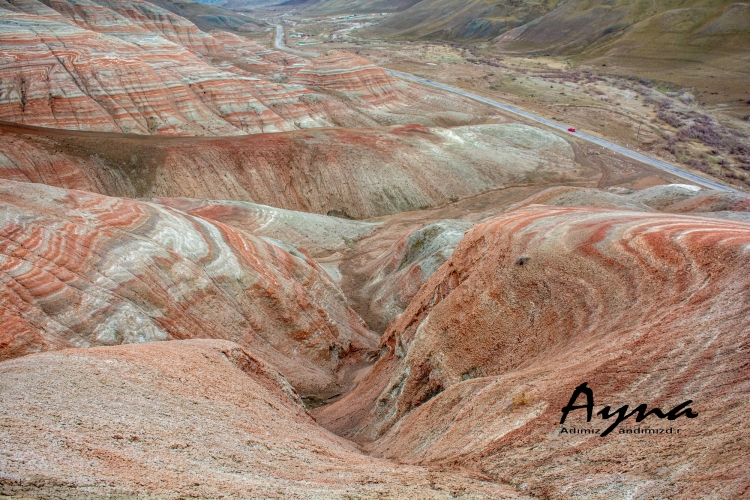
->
[5,182,750,497]
[2,1,750,498]
[0,339,524,498]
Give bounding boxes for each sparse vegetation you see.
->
[512,392,530,406]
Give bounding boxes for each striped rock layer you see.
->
[318,206,750,498]
[0,5,312,134]
[0,0,486,135]
[291,51,410,107]
[347,219,474,333]
[0,179,378,397]
[0,122,581,218]
[289,50,485,122]
[152,197,380,258]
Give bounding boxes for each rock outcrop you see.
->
[345,219,473,333]
[510,184,750,222]
[0,179,377,397]
[509,185,656,212]
[318,206,750,498]
[0,122,581,218]
[628,184,750,216]
[0,339,525,498]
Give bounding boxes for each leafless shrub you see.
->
[684,158,709,172]
[662,136,677,155]
[658,110,685,128]
[676,115,750,162]
[657,99,672,110]
[680,124,719,146]
[682,119,723,148]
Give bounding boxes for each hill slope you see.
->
[0,121,585,218]
[144,0,265,32]
[318,205,750,498]
[0,340,523,498]
[0,179,377,398]
[369,0,562,40]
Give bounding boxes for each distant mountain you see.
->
[305,0,422,15]
[278,0,323,8]
[144,0,266,32]
[368,0,561,40]
[356,0,750,50]
[203,0,286,11]
[284,0,559,39]
[493,0,750,56]
[492,0,750,99]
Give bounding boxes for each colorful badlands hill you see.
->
[0,339,524,498]
[318,205,750,498]
[2,178,750,496]
[1,0,749,494]
[0,179,377,398]
[0,122,581,218]
[0,0,488,135]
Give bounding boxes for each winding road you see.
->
[273,25,740,193]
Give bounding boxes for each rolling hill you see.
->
[144,0,266,32]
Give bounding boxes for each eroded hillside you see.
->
[318,204,750,498]
[2,1,750,498]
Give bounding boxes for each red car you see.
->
[568,127,576,133]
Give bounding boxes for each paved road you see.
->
[274,25,321,58]
[272,25,740,193]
